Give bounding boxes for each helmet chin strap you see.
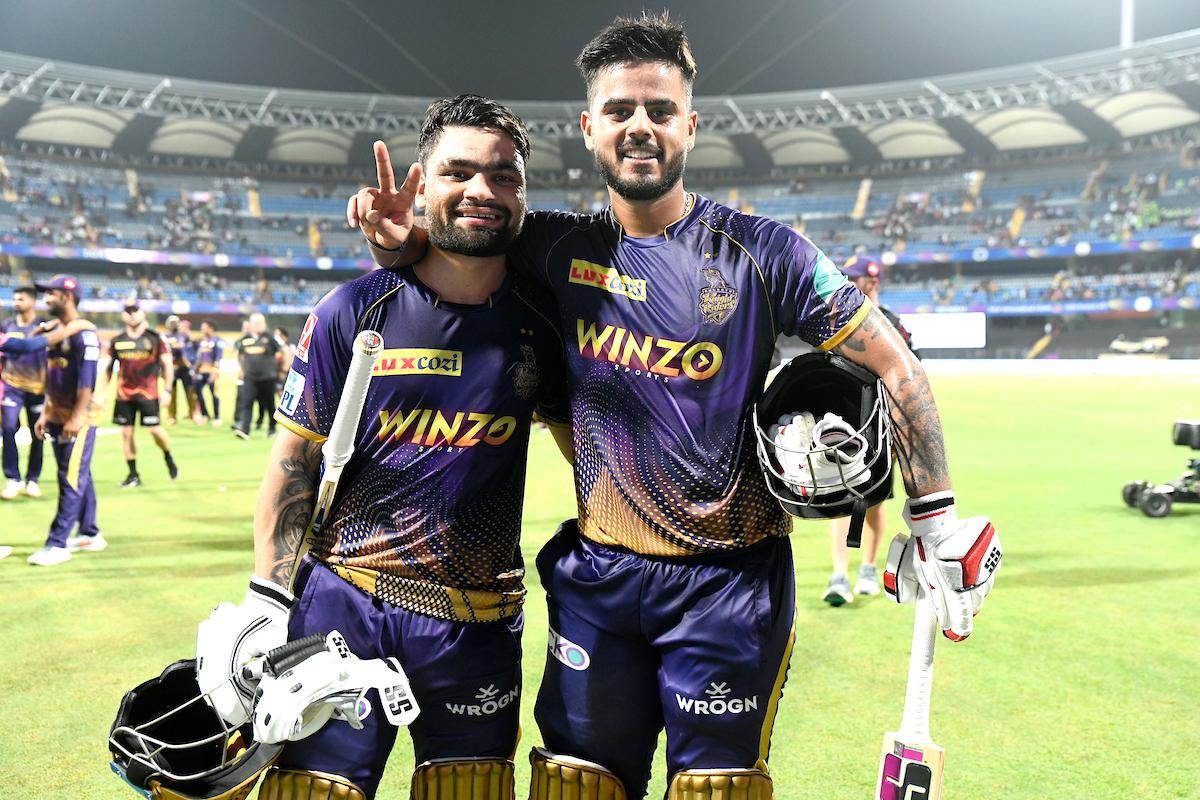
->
[847,497,867,549]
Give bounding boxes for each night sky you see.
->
[1,0,1198,100]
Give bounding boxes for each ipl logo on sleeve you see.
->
[279,369,305,415]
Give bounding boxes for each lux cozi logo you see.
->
[376,408,517,448]
[576,319,723,381]
[372,348,462,377]
[568,259,647,301]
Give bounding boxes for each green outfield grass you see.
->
[1,371,1198,799]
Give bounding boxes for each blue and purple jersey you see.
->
[45,326,100,424]
[195,335,226,374]
[274,265,567,622]
[513,193,869,556]
[1,317,48,394]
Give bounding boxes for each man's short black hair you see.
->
[202,319,215,329]
[13,285,36,299]
[416,94,531,166]
[577,11,697,106]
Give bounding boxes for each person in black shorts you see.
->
[233,312,280,440]
[96,302,179,487]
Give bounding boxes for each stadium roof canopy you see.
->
[1,30,1199,174]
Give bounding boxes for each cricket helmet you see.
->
[109,658,281,800]
[753,353,894,523]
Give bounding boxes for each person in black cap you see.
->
[822,255,919,605]
[27,275,104,566]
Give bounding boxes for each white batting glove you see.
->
[883,532,920,605]
[195,575,295,725]
[902,491,1002,642]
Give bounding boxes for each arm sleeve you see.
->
[77,330,100,392]
[274,287,357,442]
[0,334,49,354]
[755,219,869,350]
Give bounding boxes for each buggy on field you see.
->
[1123,421,1200,518]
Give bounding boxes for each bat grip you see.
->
[323,330,383,462]
[264,633,328,676]
[899,597,937,742]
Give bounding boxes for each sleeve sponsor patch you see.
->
[295,313,318,363]
[279,369,305,415]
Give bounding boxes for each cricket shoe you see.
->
[1,479,24,500]
[27,546,72,566]
[855,564,881,596]
[822,573,854,606]
[234,429,250,441]
[120,474,142,488]
[0,545,12,560]
[66,533,108,553]
[22,481,42,498]
[167,461,179,480]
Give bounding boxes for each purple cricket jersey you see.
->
[274,264,567,623]
[195,335,226,375]
[513,193,869,556]
[45,327,100,424]
[1,317,48,394]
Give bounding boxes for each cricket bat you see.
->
[876,597,945,800]
[292,329,383,571]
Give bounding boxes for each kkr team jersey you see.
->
[108,329,168,401]
[45,328,100,424]
[164,331,190,369]
[274,265,568,623]
[196,336,226,374]
[0,317,48,394]
[513,193,868,556]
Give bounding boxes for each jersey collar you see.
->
[608,192,700,246]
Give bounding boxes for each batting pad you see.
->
[411,758,515,799]
[528,748,626,800]
[667,768,773,800]
[257,767,365,800]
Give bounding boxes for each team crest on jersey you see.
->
[512,344,539,399]
[698,268,738,325]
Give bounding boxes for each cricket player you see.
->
[162,314,197,424]
[1,286,47,500]
[26,275,104,566]
[192,320,225,425]
[95,301,179,488]
[357,14,1001,799]
[233,313,279,439]
[822,255,920,606]
[201,95,566,799]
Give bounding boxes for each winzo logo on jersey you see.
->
[446,685,519,716]
[375,408,517,448]
[576,319,723,382]
[675,682,759,715]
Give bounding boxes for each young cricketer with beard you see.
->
[26,275,104,566]
[359,15,1002,799]
[1,286,47,500]
[198,95,566,800]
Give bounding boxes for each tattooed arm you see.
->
[832,306,951,497]
[253,427,323,587]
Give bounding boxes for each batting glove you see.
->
[195,575,295,725]
[901,491,1002,642]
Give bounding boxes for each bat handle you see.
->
[899,596,938,742]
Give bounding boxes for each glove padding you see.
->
[888,492,1002,642]
[252,631,420,744]
[196,575,295,726]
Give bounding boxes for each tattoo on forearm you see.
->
[886,370,950,496]
[267,440,322,585]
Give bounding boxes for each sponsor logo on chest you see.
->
[568,259,647,302]
[576,319,723,382]
[372,348,462,377]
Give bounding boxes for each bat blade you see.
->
[876,733,944,800]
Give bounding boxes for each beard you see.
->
[595,145,687,202]
[426,202,522,258]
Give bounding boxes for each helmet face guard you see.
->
[754,353,894,520]
[109,659,281,800]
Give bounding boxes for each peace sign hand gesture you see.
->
[347,140,422,250]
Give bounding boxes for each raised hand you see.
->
[347,140,422,250]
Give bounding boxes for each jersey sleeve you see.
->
[509,210,588,288]
[0,334,48,355]
[274,287,357,442]
[754,219,869,350]
[77,330,100,393]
